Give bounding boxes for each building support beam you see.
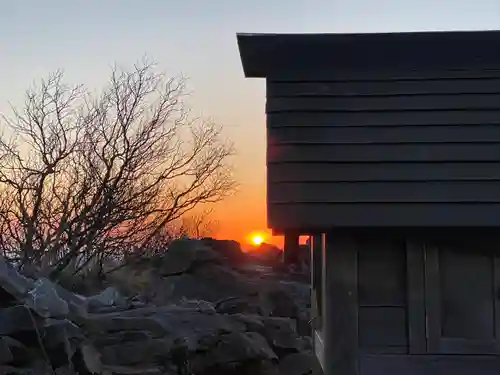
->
[323,232,359,375]
[283,233,300,265]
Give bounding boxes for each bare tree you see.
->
[129,207,219,261]
[0,60,236,277]
[178,208,220,239]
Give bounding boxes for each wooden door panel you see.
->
[425,241,500,354]
[440,247,495,340]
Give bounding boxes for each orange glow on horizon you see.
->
[251,234,264,246]
[210,187,284,250]
[246,231,267,247]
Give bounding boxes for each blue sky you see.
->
[1,0,500,242]
[2,0,499,118]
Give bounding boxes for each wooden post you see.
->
[323,232,359,375]
[311,234,325,375]
[284,233,300,266]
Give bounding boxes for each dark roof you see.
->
[237,30,500,78]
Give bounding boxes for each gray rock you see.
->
[0,305,38,335]
[41,318,84,349]
[176,298,216,314]
[248,243,283,264]
[0,308,84,365]
[157,264,252,303]
[100,364,167,375]
[261,317,302,354]
[190,331,278,373]
[0,337,28,364]
[229,313,266,332]
[83,314,167,337]
[87,286,129,313]
[0,337,14,364]
[0,257,34,303]
[92,330,155,348]
[225,314,303,356]
[0,365,40,374]
[201,238,247,265]
[215,296,264,315]
[158,238,223,276]
[258,283,312,335]
[98,338,171,366]
[80,343,103,374]
[84,305,246,345]
[39,283,90,325]
[278,352,313,375]
[192,264,251,299]
[260,287,301,319]
[0,360,53,374]
[86,308,281,371]
[152,308,247,350]
[298,336,313,353]
[24,278,69,319]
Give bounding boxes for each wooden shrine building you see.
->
[237,30,500,375]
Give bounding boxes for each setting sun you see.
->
[246,231,267,247]
[251,234,264,246]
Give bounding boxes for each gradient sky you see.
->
[1,0,500,248]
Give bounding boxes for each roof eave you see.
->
[236,33,274,78]
[236,30,500,78]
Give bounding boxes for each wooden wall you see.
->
[323,231,500,375]
[266,69,500,232]
[357,238,408,354]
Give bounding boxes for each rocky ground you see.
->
[0,238,313,375]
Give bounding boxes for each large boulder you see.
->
[215,296,265,315]
[24,278,69,319]
[0,257,34,307]
[260,317,303,355]
[259,282,311,336]
[0,305,38,336]
[0,337,23,364]
[87,286,130,313]
[214,279,311,337]
[188,331,277,374]
[201,238,247,265]
[150,263,253,304]
[157,238,224,276]
[278,352,314,375]
[249,243,282,265]
[81,305,281,374]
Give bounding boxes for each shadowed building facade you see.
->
[237,30,500,375]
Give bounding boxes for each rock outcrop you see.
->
[0,238,312,375]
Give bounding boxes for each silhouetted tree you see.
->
[0,60,235,277]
